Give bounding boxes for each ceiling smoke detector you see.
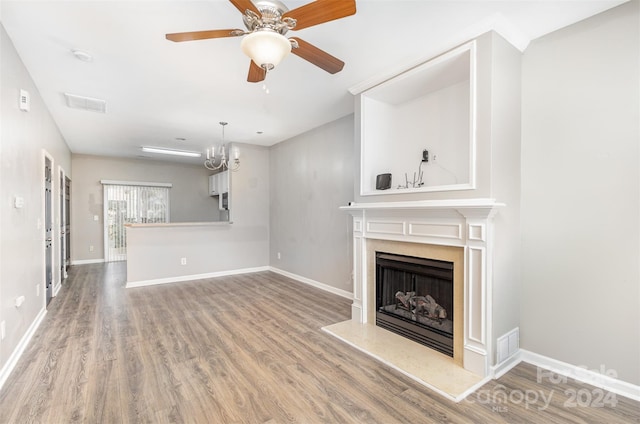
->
[71,49,93,62]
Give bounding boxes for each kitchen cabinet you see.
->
[209,170,229,196]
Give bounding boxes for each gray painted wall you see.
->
[486,33,522,361]
[521,1,639,385]
[71,154,219,262]
[269,116,354,293]
[0,24,71,375]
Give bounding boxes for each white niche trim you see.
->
[358,41,477,196]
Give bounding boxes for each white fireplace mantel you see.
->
[340,198,504,378]
[340,198,504,217]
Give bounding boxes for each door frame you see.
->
[64,175,71,273]
[58,166,68,281]
[43,151,55,305]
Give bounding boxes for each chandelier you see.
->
[204,122,240,172]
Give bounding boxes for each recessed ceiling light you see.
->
[71,49,93,62]
[175,137,186,141]
[141,146,201,157]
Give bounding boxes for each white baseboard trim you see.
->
[491,349,523,379]
[71,258,105,265]
[503,349,640,402]
[126,266,270,288]
[269,267,353,300]
[0,307,47,391]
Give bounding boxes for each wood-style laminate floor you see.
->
[0,263,638,423]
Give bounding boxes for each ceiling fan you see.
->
[166,0,356,83]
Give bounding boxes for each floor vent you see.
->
[497,327,520,363]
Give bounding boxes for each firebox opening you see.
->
[376,252,454,357]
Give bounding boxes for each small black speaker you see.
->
[376,173,392,190]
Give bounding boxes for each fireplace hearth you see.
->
[376,252,454,357]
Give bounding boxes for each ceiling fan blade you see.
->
[284,0,356,31]
[290,37,344,74]
[229,0,261,16]
[166,29,244,42]
[247,60,266,83]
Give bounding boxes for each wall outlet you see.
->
[89,245,94,252]
[277,252,281,260]
[36,283,40,297]
[180,257,187,265]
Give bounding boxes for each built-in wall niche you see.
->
[360,41,476,196]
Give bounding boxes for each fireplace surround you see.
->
[339,199,502,378]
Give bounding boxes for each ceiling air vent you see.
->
[64,93,106,113]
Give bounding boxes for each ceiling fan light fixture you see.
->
[241,30,291,70]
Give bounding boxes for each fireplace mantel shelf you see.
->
[340,198,505,218]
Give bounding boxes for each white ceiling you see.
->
[1,0,626,164]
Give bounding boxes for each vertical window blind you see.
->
[101,181,171,262]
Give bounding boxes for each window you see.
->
[101,181,171,262]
